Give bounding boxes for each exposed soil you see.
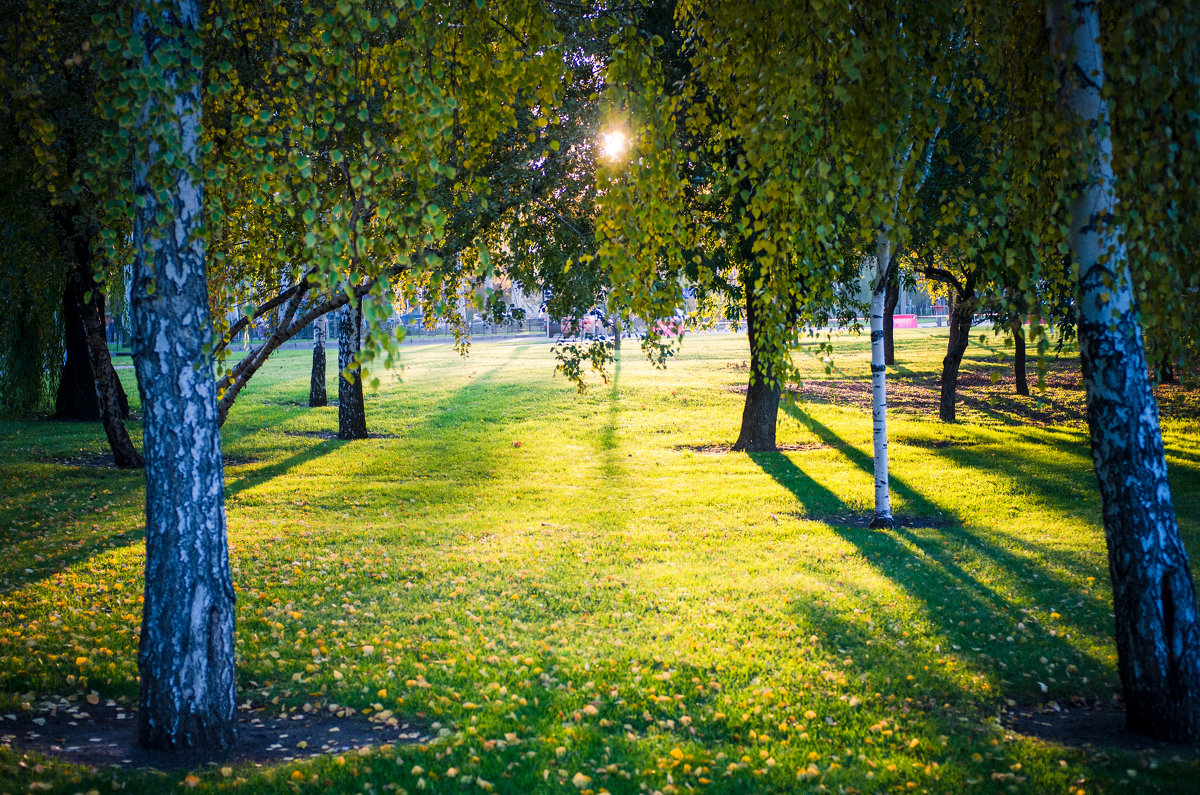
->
[781,358,1200,426]
[893,437,980,449]
[283,430,402,440]
[55,454,259,468]
[676,442,833,454]
[1001,701,1200,754]
[1,697,431,772]
[793,512,956,530]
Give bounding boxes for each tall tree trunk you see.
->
[938,295,974,422]
[55,277,102,420]
[612,315,622,353]
[869,234,894,528]
[1049,0,1200,741]
[309,314,327,407]
[130,0,236,751]
[731,284,779,452]
[1012,319,1029,396]
[338,297,368,439]
[74,269,143,468]
[883,271,899,366]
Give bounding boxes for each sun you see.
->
[600,130,627,160]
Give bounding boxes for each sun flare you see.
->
[601,130,627,160]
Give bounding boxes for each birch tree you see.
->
[309,314,327,408]
[125,0,236,749]
[1046,0,1200,741]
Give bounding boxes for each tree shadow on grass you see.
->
[225,439,342,500]
[596,356,625,482]
[0,464,145,596]
[782,404,1110,609]
[750,406,1113,703]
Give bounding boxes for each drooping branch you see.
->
[918,265,965,296]
[213,159,562,426]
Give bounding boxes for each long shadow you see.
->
[937,430,1200,577]
[225,439,341,499]
[597,355,625,481]
[0,460,147,595]
[776,403,1112,619]
[741,458,1111,705]
[745,451,847,517]
[781,402,942,516]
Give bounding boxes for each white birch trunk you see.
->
[129,0,236,750]
[1048,0,1200,740]
[869,234,894,528]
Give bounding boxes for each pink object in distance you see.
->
[893,314,918,329]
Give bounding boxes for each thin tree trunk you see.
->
[938,295,974,423]
[95,289,133,420]
[130,0,236,751]
[75,270,143,468]
[338,297,368,439]
[732,283,779,452]
[612,315,622,353]
[55,278,101,420]
[869,234,894,528]
[1155,360,1175,385]
[883,271,899,366]
[310,314,327,407]
[1049,0,1200,741]
[1013,319,1029,396]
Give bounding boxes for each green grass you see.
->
[2,327,1199,793]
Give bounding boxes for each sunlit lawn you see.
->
[2,327,1199,793]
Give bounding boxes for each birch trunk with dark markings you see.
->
[310,314,327,407]
[868,233,894,528]
[129,0,236,750]
[338,296,367,439]
[1049,0,1200,741]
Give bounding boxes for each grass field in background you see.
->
[2,327,1198,793]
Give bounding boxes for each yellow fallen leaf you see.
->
[572,772,591,789]
[183,774,201,788]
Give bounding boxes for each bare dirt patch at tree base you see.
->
[789,512,956,530]
[283,430,402,440]
[776,358,1199,426]
[1,698,430,772]
[1001,701,1200,754]
[676,442,833,454]
[55,454,259,468]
